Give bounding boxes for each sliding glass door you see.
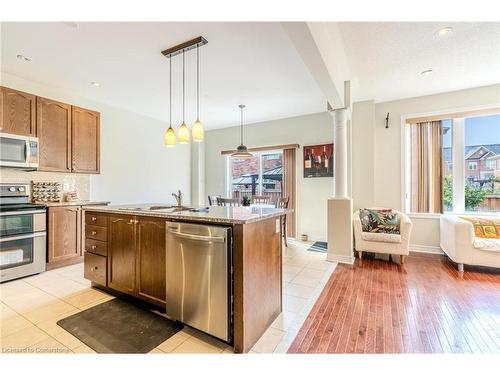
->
[228,151,283,202]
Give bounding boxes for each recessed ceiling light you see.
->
[90,82,100,87]
[437,27,453,37]
[420,69,433,76]
[16,54,32,62]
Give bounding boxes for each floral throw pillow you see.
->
[460,217,500,239]
[359,208,400,234]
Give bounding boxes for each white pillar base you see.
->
[327,197,354,264]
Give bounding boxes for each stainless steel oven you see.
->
[0,132,39,170]
[0,183,46,283]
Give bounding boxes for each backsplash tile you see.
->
[0,169,90,201]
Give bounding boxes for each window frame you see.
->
[401,104,500,217]
[225,149,283,198]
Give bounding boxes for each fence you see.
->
[478,195,500,212]
[232,190,282,204]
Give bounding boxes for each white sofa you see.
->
[440,215,500,272]
[353,210,412,263]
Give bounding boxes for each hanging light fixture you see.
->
[161,36,207,147]
[232,105,252,159]
[192,45,204,142]
[164,56,176,147]
[177,50,190,144]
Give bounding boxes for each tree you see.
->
[442,175,489,211]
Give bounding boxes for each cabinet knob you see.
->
[91,245,97,250]
[91,231,97,235]
[91,217,97,221]
[91,266,98,271]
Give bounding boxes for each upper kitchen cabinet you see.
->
[36,97,72,172]
[0,86,36,136]
[72,106,100,174]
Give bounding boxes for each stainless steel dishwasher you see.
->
[165,222,232,342]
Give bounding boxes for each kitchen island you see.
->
[82,204,288,353]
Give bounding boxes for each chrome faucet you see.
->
[172,190,182,206]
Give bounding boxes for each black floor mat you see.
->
[57,298,183,353]
[307,241,328,253]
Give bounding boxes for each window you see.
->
[468,162,478,170]
[406,111,500,214]
[228,151,283,201]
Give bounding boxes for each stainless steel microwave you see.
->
[0,133,39,170]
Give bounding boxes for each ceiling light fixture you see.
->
[162,36,208,148]
[420,69,433,76]
[16,54,31,62]
[437,27,453,37]
[164,56,176,147]
[231,105,253,159]
[192,45,204,142]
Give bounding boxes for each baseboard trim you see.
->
[326,254,355,264]
[410,244,443,255]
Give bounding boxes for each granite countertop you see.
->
[43,200,111,207]
[83,203,290,224]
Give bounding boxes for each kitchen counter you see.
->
[82,203,290,224]
[42,200,110,207]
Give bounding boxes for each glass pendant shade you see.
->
[164,126,176,147]
[178,122,190,144]
[192,119,204,142]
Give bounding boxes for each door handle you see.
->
[167,229,225,243]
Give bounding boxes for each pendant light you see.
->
[177,50,190,144]
[192,45,204,142]
[164,55,176,147]
[232,105,252,159]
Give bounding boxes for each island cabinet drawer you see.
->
[85,212,108,227]
[85,225,107,242]
[84,252,107,286]
[85,238,107,256]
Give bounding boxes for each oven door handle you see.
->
[0,232,46,242]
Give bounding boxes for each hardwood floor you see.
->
[287,253,500,354]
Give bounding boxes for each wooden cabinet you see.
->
[36,97,72,172]
[48,206,81,263]
[72,106,100,174]
[108,215,136,294]
[84,252,107,285]
[0,87,36,136]
[84,212,167,307]
[136,217,166,305]
[1,86,100,175]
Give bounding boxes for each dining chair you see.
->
[252,195,271,204]
[208,195,221,206]
[217,197,240,207]
[276,197,290,247]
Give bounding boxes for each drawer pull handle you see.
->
[91,217,97,221]
[91,245,97,250]
[91,231,97,235]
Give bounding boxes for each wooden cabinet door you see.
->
[71,106,100,174]
[108,215,136,294]
[0,86,36,136]
[48,206,81,263]
[36,97,71,172]
[136,217,166,305]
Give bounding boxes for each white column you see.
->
[327,107,354,264]
[333,108,348,198]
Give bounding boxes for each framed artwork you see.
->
[303,143,334,178]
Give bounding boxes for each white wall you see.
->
[352,84,500,250]
[0,72,191,205]
[204,112,334,241]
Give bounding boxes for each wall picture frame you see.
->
[303,143,334,178]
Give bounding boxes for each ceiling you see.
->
[337,22,500,102]
[0,22,326,129]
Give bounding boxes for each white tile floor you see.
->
[0,240,336,354]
